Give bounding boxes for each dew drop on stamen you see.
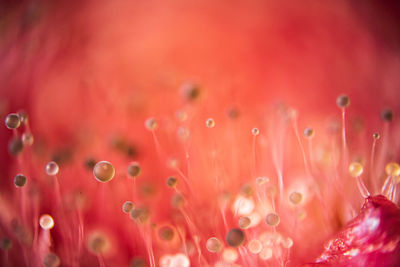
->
[158,226,174,241]
[266,213,280,227]
[248,239,263,254]
[336,94,350,108]
[289,191,303,205]
[222,248,238,263]
[256,176,269,185]
[206,237,223,253]
[166,177,178,188]
[46,161,59,176]
[303,127,314,139]
[14,174,27,187]
[373,132,380,140]
[127,162,141,178]
[385,162,400,177]
[22,133,34,146]
[87,231,110,254]
[348,162,363,178]
[39,214,54,230]
[226,228,245,247]
[93,161,115,183]
[130,207,150,224]
[171,193,185,208]
[8,137,24,156]
[4,113,20,129]
[122,201,134,213]
[252,127,259,136]
[43,252,60,267]
[281,237,294,248]
[206,118,215,128]
[381,108,394,122]
[18,111,28,126]
[238,216,251,229]
[145,117,158,131]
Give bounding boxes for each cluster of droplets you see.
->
[2,91,399,267]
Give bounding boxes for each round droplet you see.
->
[182,83,200,101]
[385,162,400,177]
[14,174,27,187]
[226,228,245,247]
[93,161,115,183]
[5,113,20,129]
[289,191,303,205]
[238,216,251,229]
[303,127,314,139]
[222,248,238,263]
[39,214,54,230]
[145,117,158,131]
[166,177,178,188]
[172,253,190,267]
[18,111,28,126]
[381,108,394,122]
[130,207,150,224]
[256,176,269,185]
[348,162,363,177]
[206,237,223,253]
[248,239,263,254]
[122,201,134,213]
[240,184,253,197]
[266,213,280,227]
[46,161,59,176]
[0,237,12,251]
[336,95,350,108]
[281,237,293,248]
[8,137,23,156]
[171,194,185,208]
[22,133,34,146]
[259,247,273,260]
[43,252,60,267]
[158,226,174,241]
[373,132,380,140]
[127,162,141,178]
[206,118,215,128]
[251,128,259,136]
[87,231,110,254]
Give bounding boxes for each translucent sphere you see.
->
[348,162,363,177]
[248,239,263,254]
[206,237,223,253]
[4,113,20,129]
[93,161,115,183]
[166,177,178,188]
[145,117,158,131]
[238,216,251,229]
[127,162,141,178]
[303,127,314,138]
[266,213,280,227]
[289,191,303,205]
[336,94,350,108]
[43,252,60,267]
[206,118,215,128]
[39,214,54,230]
[381,108,394,122]
[46,161,59,176]
[22,133,34,146]
[226,228,245,247]
[373,132,380,140]
[251,128,259,136]
[158,226,174,241]
[385,162,400,177]
[87,231,110,254]
[14,174,27,187]
[122,201,134,213]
